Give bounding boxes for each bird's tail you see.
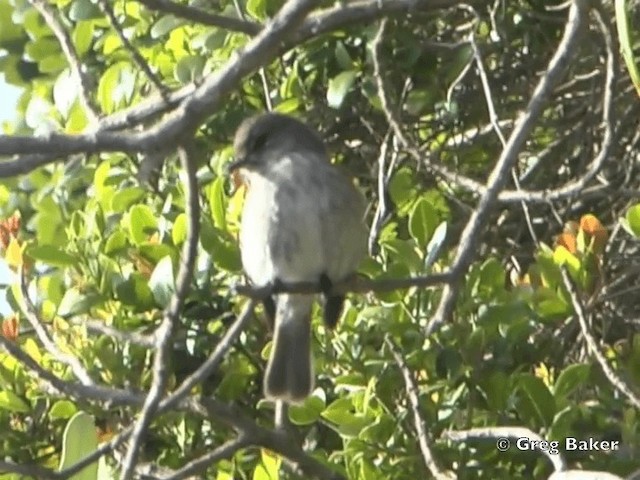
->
[264,293,314,403]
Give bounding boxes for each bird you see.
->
[228,112,367,403]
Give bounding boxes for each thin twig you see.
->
[18,269,94,386]
[386,338,453,479]
[497,6,616,204]
[97,0,169,96]
[160,299,257,410]
[427,0,589,335]
[119,142,200,478]
[28,0,100,122]
[137,0,260,35]
[233,272,453,299]
[467,24,538,245]
[161,436,250,480]
[80,320,155,348]
[560,267,640,409]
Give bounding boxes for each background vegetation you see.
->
[1,0,640,479]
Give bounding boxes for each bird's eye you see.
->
[252,133,268,151]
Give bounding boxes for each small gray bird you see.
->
[228,113,367,403]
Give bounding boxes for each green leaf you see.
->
[115,274,156,310]
[274,97,300,113]
[615,0,640,96]
[288,394,325,426]
[53,69,77,118]
[201,223,241,272]
[174,55,205,84]
[625,204,640,237]
[25,37,60,62]
[473,258,506,299]
[552,245,581,274]
[27,245,76,267]
[69,0,102,20]
[207,177,227,230]
[111,187,145,213]
[327,70,357,109]
[148,256,174,308]
[150,15,185,39]
[478,371,510,411]
[0,390,30,412]
[252,449,281,480]
[104,230,128,255]
[58,412,99,480]
[138,243,176,264]
[388,168,416,213]
[380,238,422,273]
[516,373,556,427]
[97,62,135,113]
[335,42,353,71]
[127,204,158,245]
[321,398,372,437]
[408,197,438,247]
[58,288,101,317]
[553,364,591,405]
[172,213,187,245]
[72,21,93,56]
[50,400,77,420]
[424,221,447,269]
[246,0,266,19]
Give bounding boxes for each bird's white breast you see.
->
[239,156,326,286]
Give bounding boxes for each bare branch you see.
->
[0,460,58,480]
[497,7,616,204]
[371,18,486,198]
[80,320,155,348]
[18,269,94,386]
[0,331,133,405]
[233,272,453,299]
[161,300,257,410]
[467,14,538,245]
[427,0,589,334]
[96,0,169,96]
[386,338,454,480]
[548,472,624,480]
[119,141,201,478]
[560,267,640,409]
[295,0,468,45]
[0,0,319,173]
[28,0,101,122]
[160,436,250,480]
[137,0,260,35]
[95,0,469,133]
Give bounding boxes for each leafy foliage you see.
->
[1,1,640,479]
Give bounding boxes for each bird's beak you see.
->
[226,157,247,174]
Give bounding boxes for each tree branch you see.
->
[560,267,640,409]
[28,0,101,122]
[386,338,453,480]
[232,272,453,299]
[119,141,201,478]
[18,268,94,386]
[137,0,260,35]
[97,0,169,96]
[427,0,589,334]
